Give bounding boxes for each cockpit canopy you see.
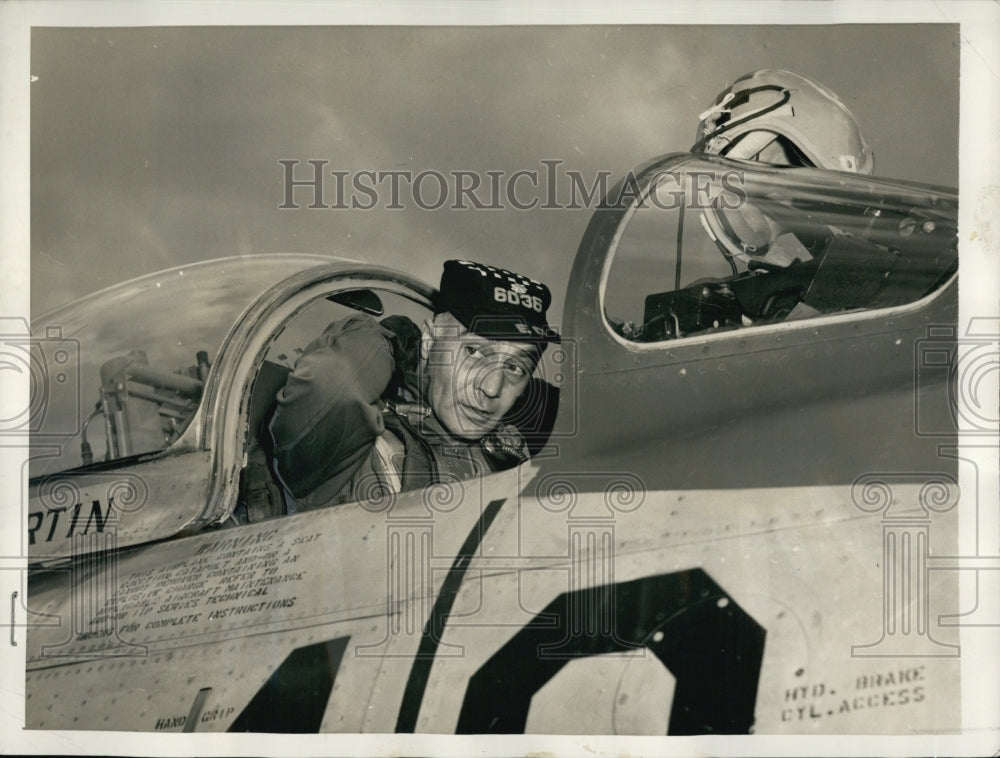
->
[29,255,337,478]
[602,155,957,344]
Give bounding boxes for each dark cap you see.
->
[436,259,560,344]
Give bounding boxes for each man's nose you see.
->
[477,364,504,398]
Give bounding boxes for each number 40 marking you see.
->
[456,568,766,735]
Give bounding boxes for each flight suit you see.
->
[268,312,529,512]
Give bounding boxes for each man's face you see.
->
[421,314,538,441]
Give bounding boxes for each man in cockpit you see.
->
[268,259,559,511]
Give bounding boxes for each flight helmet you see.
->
[693,68,874,174]
[692,69,874,272]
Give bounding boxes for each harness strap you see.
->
[372,430,405,494]
[383,409,440,490]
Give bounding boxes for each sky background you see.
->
[30,24,960,324]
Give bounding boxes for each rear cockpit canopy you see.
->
[29,255,337,478]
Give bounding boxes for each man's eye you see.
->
[505,362,526,378]
[463,345,483,358]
